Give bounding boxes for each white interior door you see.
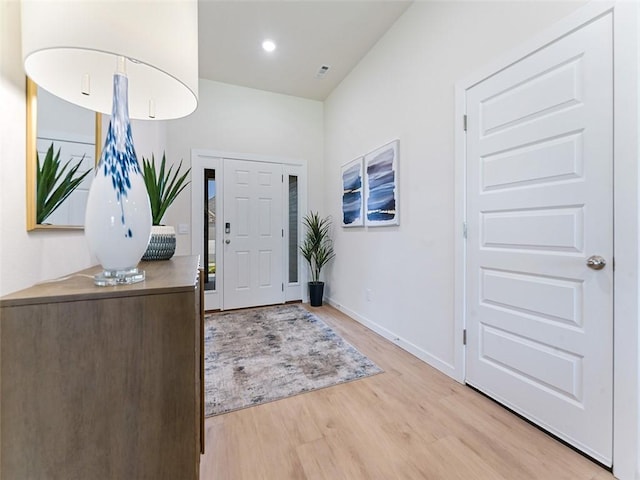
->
[465,14,613,465]
[223,159,284,310]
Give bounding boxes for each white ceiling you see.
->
[197,1,412,101]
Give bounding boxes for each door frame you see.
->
[191,149,308,311]
[453,2,639,479]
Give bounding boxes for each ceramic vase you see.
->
[142,225,177,261]
[85,73,152,285]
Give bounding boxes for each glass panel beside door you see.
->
[204,168,216,291]
[288,175,298,284]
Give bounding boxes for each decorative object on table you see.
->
[300,211,336,307]
[204,304,382,416]
[21,0,198,285]
[341,157,364,227]
[36,143,91,224]
[84,69,152,284]
[364,139,399,226]
[141,153,191,260]
[140,225,177,261]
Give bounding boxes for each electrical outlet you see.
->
[178,223,189,234]
[365,288,372,302]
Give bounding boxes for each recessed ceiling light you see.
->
[262,39,276,53]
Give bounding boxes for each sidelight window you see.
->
[288,175,298,284]
[204,169,216,291]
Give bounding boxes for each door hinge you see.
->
[463,329,467,345]
[463,114,468,132]
[463,221,468,239]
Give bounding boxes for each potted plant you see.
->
[300,211,336,307]
[37,143,91,224]
[141,152,190,260]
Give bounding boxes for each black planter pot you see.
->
[308,281,325,307]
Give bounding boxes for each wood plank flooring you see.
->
[200,304,613,480]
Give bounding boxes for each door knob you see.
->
[225,239,231,244]
[586,255,606,270]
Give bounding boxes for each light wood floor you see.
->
[200,304,614,480]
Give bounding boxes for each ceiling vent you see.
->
[315,64,330,79]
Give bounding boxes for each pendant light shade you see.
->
[21,0,199,120]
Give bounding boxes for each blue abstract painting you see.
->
[341,158,364,227]
[365,140,399,226]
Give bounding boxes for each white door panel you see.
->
[466,13,612,464]
[223,159,284,309]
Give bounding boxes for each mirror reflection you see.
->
[26,77,102,230]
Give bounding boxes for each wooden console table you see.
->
[0,256,204,480]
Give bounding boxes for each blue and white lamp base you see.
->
[85,72,152,286]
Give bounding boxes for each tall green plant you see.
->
[142,153,191,225]
[300,211,336,283]
[36,143,91,224]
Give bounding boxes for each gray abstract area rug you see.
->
[204,304,382,416]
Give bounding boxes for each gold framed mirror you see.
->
[26,77,102,231]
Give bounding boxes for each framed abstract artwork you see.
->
[364,140,399,226]
[340,157,364,227]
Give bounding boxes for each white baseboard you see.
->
[325,296,459,382]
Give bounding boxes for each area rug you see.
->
[204,304,382,416]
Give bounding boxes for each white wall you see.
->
[0,1,167,296]
[164,79,324,256]
[323,1,586,377]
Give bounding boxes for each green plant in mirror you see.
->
[141,152,191,225]
[300,211,336,283]
[36,143,92,224]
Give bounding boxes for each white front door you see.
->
[465,13,613,465]
[223,159,284,309]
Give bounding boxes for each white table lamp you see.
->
[21,0,199,285]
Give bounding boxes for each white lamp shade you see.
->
[21,0,199,120]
